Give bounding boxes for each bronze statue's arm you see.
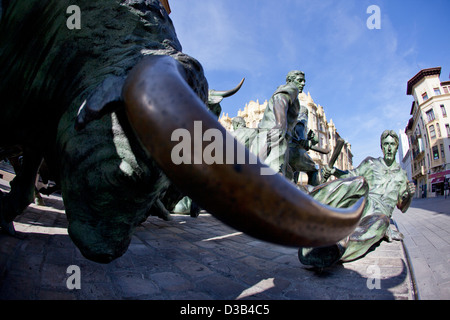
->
[322,166,349,180]
[271,93,290,133]
[334,168,350,178]
[397,181,415,213]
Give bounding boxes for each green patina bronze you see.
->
[0,0,208,262]
[0,0,369,265]
[286,111,320,186]
[299,130,416,268]
[232,70,305,175]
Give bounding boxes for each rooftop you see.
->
[406,67,441,95]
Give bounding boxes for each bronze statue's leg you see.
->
[299,214,391,267]
[0,147,43,235]
[307,170,319,187]
[308,176,369,209]
[148,199,173,221]
[340,213,390,262]
[298,177,369,268]
[34,184,45,206]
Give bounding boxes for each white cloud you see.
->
[167,1,436,167]
[170,1,267,74]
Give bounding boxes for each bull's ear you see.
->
[122,55,365,248]
[75,76,126,131]
[159,0,171,14]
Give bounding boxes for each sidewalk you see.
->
[0,173,414,300]
[394,196,450,300]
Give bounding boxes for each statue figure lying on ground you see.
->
[0,0,365,263]
[298,130,416,268]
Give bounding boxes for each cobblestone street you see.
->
[0,177,414,300]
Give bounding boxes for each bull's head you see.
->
[73,54,365,262]
[0,0,363,263]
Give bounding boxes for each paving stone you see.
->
[111,270,160,298]
[0,176,425,300]
[150,271,192,292]
[196,275,248,300]
[395,197,450,300]
[174,259,214,278]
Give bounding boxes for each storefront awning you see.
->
[431,177,445,184]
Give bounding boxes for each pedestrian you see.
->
[444,179,449,199]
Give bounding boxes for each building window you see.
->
[432,146,439,160]
[446,124,450,136]
[441,144,445,159]
[429,125,436,139]
[441,105,447,117]
[422,92,429,101]
[434,88,441,95]
[426,109,435,122]
[437,123,441,137]
[444,86,449,94]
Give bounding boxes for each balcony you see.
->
[412,165,425,179]
[411,138,425,161]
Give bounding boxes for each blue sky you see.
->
[169,0,450,167]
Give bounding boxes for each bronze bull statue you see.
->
[0,0,364,263]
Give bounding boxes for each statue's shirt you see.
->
[258,83,300,136]
[342,157,410,217]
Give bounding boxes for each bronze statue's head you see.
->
[380,130,399,165]
[232,116,246,130]
[286,70,306,93]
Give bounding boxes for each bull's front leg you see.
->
[0,147,43,235]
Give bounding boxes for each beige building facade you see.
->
[405,67,450,198]
[219,91,353,184]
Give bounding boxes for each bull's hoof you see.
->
[190,201,200,218]
[0,220,16,236]
[34,196,46,206]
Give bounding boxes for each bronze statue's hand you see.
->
[407,181,416,196]
[322,165,335,180]
[299,139,310,150]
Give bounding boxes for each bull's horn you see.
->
[209,78,245,98]
[159,0,171,14]
[122,55,365,248]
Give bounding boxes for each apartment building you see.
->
[405,67,450,197]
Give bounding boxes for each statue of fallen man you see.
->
[298,130,416,268]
